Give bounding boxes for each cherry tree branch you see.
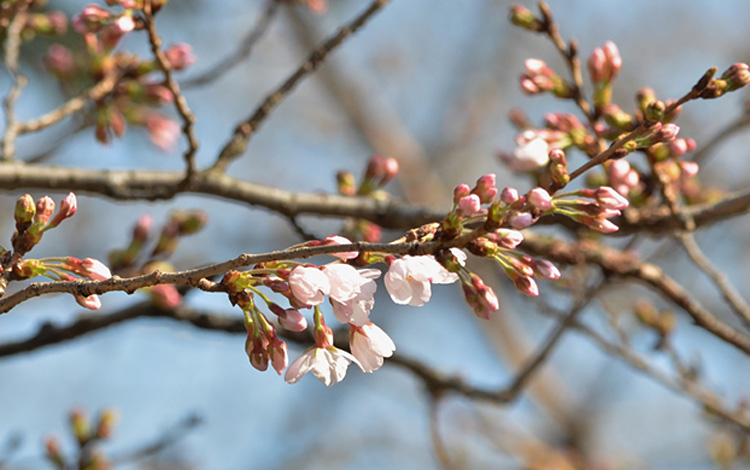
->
[2,164,750,234]
[210,0,393,172]
[520,233,750,355]
[142,0,199,180]
[0,0,32,162]
[678,233,750,329]
[0,233,490,314]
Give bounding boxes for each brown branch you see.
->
[0,0,31,162]
[181,0,279,89]
[520,233,750,355]
[0,232,490,314]
[143,0,199,181]
[678,233,750,329]
[535,303,750,433]
[210,0,393,172]
[13,73,120,136]
[6,290,750,435]
[2,164,750,235]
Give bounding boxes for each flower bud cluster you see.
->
[43,3,193,151]
[334,155,399,242]
[107,211,206,309]
[3,193,119,310]
[11,192,77,256]
[553,186,630,233]
[519,59,573,98]
[45,407,117,470]
[221,245,397,386]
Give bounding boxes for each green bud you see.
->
[14,194,36,230]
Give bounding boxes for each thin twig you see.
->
[536,303,750,433]
[143,0,199,182]
[1,0,32,161]
[211,0,392,172]
[678,232,750,329]
[520,234,750,355]
[181,0,279,89]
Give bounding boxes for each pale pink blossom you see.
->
[473,173,498,203]
[384,253,460,307]
[288,266,330,306]
[350,323,396,373]
[324,264,373,303]
[284,346,361,386]
[508,138,550,172]
[331,269,380,325]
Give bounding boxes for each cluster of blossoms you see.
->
[216,169,594,386]
[107,211,207,309]
[504,4,750,209]
[43,1,194,151]
[3,193,113,309]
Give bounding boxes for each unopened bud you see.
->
[509,5,544,31]
[15,194,36,230]
[644,100,666,122]
[720,62,750,92]
[337,171,356,196]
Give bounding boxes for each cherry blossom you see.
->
[384,250,463,307]
[350,323,396,373]
[288,266,330,306]
[331,269,380,325]
[284,346,362,386]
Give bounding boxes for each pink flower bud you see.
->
[500,187,520,204]
[76,294,102,310]
[595,186,629,210]
[472,173,498,203]
[35,196,56,225]
[382,157,399,183]
[513,275,539,296]
[48,193,77,228]
[453,183,471,203]
[509,211,535,229]
[679,161,699,178]
[270,304,308,332]
[490,229,524,249]
[268,338,288,375]
[721,63,750,91]
[43,44,75,77]
[144,113,180,152]
[527,187,552,211]
[531,259,561,280]
[81,258,112,280]
[150,284,182,310]
[165,43,196,71]
[458,194,481,217]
